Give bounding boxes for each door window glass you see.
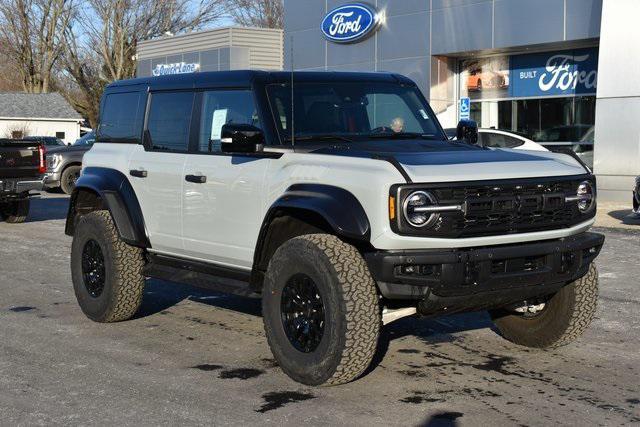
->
[198,90,260,153]
[146,91,194,151]
[99,92,143,143]
[483,132,524,148]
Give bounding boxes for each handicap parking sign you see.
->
[459,97,471,120]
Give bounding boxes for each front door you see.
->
[181,89,269,268]
[128,90,195,255]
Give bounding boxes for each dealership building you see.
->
[284,0,639,202]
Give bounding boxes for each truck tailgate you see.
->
[0,140,44,179]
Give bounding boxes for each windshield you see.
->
[74,131,95,146]
[266,82,445,143]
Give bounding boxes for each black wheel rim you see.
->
[67,171,79,190]
[81,239,106,298]
[280,274,325,353]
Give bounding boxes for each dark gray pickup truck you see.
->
[0,139,45,223]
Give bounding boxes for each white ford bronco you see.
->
[66,70,604,386]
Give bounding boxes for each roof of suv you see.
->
[107,70,416,89]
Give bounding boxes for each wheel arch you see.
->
[251,183,371,287]
[65,167,149,248]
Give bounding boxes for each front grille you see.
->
[392,175,594,238]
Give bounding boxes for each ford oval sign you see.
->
[321,3,380,43]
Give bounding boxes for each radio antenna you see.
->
[290,35,295,147]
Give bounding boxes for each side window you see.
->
[502,135,524,148]
[99,92,142,143]
[483,133,507,148]
[198,90,260,153]
[146,91,194,151]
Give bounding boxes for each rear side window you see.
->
[146,91,194,152]
[99,92,143,143]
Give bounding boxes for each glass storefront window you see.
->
[458,49,597,144]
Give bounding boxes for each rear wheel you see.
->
[0,198,29,223]
[61,165,81,195]
[489,263,598,348]
[71,210,145,322]
[262,234,380,386]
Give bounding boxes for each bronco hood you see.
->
[310,140,588,182]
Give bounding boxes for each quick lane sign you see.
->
[510,48,598,97]
[321,3,381,43]
[152,62,200,76]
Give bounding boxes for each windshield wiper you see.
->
[285,134,354,143]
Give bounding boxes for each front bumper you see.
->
[365,231,604,313]
[0,177,44,197]
[43,171,61,188]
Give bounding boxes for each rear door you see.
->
[128,90,195,254]
[181,89,270,268]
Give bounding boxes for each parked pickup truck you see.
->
[0,139,45,223]
[66,71,603,386]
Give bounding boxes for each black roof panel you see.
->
[107,70,416,90]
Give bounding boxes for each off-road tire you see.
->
[490,263,598,348]
[0,198,29,223]
[60,165,81,195]
[71,210,145,322]
[262,234,380,386]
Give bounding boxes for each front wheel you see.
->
[262,234,380,386]
[489,263,599,348]
[0,198,29,223]
[61,165,81,195]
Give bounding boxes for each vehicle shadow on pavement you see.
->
[27,196,70,222]
[136,278,261,319]
[364,311,496,377]
[138,278,494,376]
[607,209,640,226]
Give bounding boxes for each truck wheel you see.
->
[262,234,380,386]
[489,263,598,348]
[0,198,29,223]
[70,210,145,322]
[61,165,81,195]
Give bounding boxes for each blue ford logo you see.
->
[321,3,380,43]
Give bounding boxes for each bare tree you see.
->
[0,0,74,93]
[227,0,283,29]
[60,0,226,127]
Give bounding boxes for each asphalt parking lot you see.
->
[1,193,639,426]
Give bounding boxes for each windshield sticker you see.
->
[210,109,228,140]
[418,109,429,120]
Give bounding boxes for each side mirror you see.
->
[220,124,264,153]
[456,119,479,146]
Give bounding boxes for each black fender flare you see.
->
[65,167,149,248]
[252,184,370,277]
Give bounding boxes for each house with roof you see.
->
[0,92,83,144]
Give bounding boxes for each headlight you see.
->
[47,153,61,170]
[576,180,595,213]
[403,191,439,227]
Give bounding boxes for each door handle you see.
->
[185,174,207,184]
[129,169,147,178]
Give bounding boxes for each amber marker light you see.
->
[389,195,396,220]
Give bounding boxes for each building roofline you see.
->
[0,116,83,122]
[137,26,283,47]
